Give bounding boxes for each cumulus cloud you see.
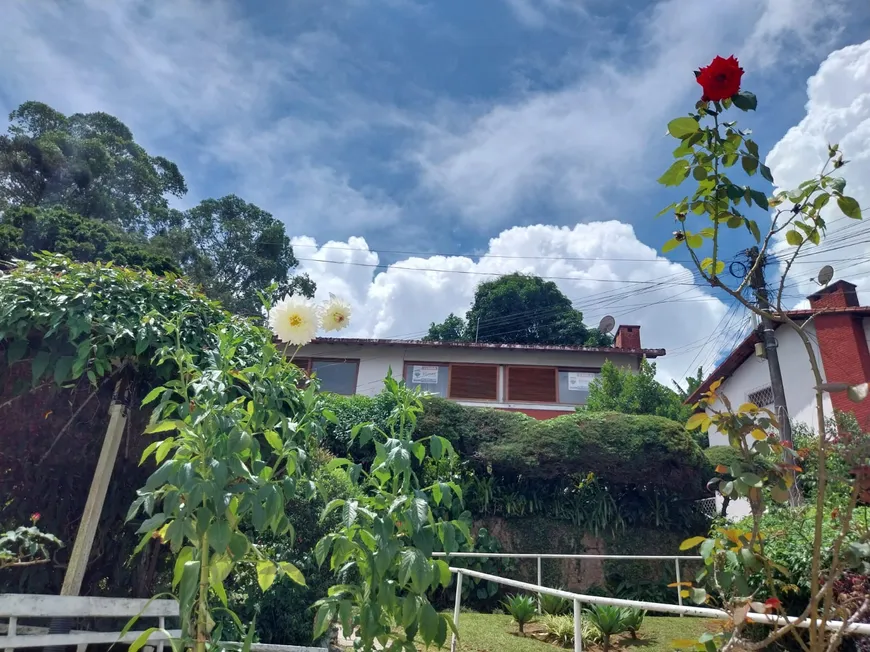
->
[293,222,728,383]
[414,0,851,228]
[766,40,870,301]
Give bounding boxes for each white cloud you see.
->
[414,0,850,227]
[294,221,728,383]
[766,40,870,302]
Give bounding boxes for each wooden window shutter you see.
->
[449,365,498,400]
[507,366,556,402]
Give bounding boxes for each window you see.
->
[507,366,557,402]
[310,359,358,395]
[558,370,598,405]
[449,364,498,401]
[405,363,449,397]
[748,385,774,407]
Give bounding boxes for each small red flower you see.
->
[30,512,41,523]
[764,597,781,611]
[695,55,744,102]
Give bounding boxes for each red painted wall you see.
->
[814,313,870,429]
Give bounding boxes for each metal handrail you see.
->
[433,551,701,611]
[448,567,870,652]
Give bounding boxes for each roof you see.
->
[304,337,666,358]
[685,305,870,405]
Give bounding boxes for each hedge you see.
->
[325,394,710,495]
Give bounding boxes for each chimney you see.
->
[808,280,859,310]
[615,325,641,349]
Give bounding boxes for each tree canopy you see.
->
[424,273,611,346]
[0,101,313,313]
[584,360,695,434]
[171,195,315,315]
[0,205,179,275]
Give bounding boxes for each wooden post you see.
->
[60,378,129,596]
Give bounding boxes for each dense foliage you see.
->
[584,360,696,444]
[424,273,611,346]
[0,205,179,274]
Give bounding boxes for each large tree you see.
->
[0,205,179,275]
[0,101,187,231]
[175,195,314,315]
[425,273,611,346]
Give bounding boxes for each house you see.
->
[294,325,664,419]
[687,280,870,518]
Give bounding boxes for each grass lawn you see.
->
[443,612,711,652]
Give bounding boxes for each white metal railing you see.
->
[432,551,701,612]
[0,594,327,652]
[448,567,870,652]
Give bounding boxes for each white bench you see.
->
[0,594,328,652]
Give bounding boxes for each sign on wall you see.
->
[567,371,597,391]
[412,365,440,383]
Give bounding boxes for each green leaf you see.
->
[208,520,231,554]
[760,164,774,183]
[279,561,306,586]
[172,547,194,589]
[31,350,50,384]
[430,435,444,460]
[402,594,418,628]
[338,600,353,637]
[691,587,708,604]
[141,386,165,406]
[420,602,440,645]
[731,91,757,111]
[263,429,283,453]
[342,500,359,528]
[127,627,160,652]
[658,160,690,187]
[178,560,201,626]
[144,420,183,434]
[741,156,758,176]
[399,548,431,593]
[785,230,803,246]
[686,234,703,249]
[692,165,707,181]
[747,220,761,243]
[242,617,257,652]
[313,603,335,639]
[740,473,763,488]
[749,190,769,210]
[667,116,700,139]
[661,237,682,253]
[256,561,278,592]
[838,195,862,219]
[322,409,339,424]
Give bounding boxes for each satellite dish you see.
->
[818,265,834,286]
[598,315,616,334]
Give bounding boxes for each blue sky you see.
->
[2,0,870,382]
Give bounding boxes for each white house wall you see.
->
[706,323,832,519]
[296,342,641,397]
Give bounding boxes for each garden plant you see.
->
[657,54,868,651]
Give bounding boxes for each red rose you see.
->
[696,55,743,102]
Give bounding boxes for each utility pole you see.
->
[747,246,800,506]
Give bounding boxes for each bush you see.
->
[541,614,603,647]
[539,590,570,615]
[331,393,709,493]
[502,594,537,634]
[583,605,629,652]
[223,461,359,646]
